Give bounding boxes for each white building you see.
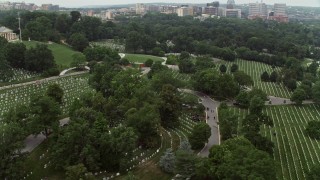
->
[274,3,286,16]
[249,2,268,19]
[136,3,146,15]
[177,7,193,17]
[106,11,114,20]
[0,26,18,42]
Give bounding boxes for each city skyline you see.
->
[5,0,320,7]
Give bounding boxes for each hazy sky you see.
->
[16,0,320,7]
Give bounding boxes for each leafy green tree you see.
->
[65,164,88,180]
[218,104,238,140]
[219,64,227,73]
[24,44,56,73]
[55,14,69,33]
[29,95,61,137]
[192,69,219,95]
[188,122,211,150]
[286,78,297,91]
[261,71,270,82]
[175,147,198,179]
[0,51,13,82]
[46,83,64,104]
[230,63,238,73]
[235,91,250,108]
[71,52,86,69]
[249,95,265,116]
[307,164,320,180]
[0,122,26,179]
[5,43,26,69]
[201,137,276,180]
[159,148,176,173]
[68,33,89,52]
[307,61,319,76]
[125,31,141,53]
[126,104,160,147]
[70,11,82,23]
[312,81,320,103]
[305,121,320,140]
[194,56,215,71]
[233,71,254,87]
[151,70,182,92]
[269,71,278,82]
[180,51,190,60]
[217,74,239,99]
[141,35,156,53]
[144,58,153,67]
[178,58,195,74]
[159,84,182,128]
[290,88,306,105]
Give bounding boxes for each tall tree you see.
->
[46,83,64,104]
[159,84,182,128]
[188,122,211,150]
[159,148,176,174]
[24,44,56,73]
[29,95,61,137]
[5,43,26,69]
[68,33,89,52]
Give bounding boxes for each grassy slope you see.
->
[216,59,292,98]
[23,41,78,69]
[125,54,164,63]
[231,104,320,180]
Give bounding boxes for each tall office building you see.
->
[205,1,219,16]
[227,0,235,9]
[248,2,268,20]
[136,3,146,15]
[274,3,286,16]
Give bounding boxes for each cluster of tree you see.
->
[159,140,199,179]
[260,71,278,82]
[305,121,320,140]
[188,123,211,149]
[0,84,63,179]
[196,137,276,179]
[236,47,287,66]
[0,37,58,80]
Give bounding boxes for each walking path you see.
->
[59,66,90,76]
[179,89,220,157]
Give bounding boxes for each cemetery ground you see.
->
[23,41,79,70]
[231,104,320,180]
[216,59,292,98]
[125,54,164,64]
[0,73,92,119]
[91,40,125,52]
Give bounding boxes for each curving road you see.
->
[180,89,220,157]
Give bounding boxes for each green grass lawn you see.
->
[216,59,292,98]
[23,41,79,69]
[125,54,164,63]
[231,104,320,180]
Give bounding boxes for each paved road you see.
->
[266,96,314,106]
[59,66,90,76]
[180,89,220,157]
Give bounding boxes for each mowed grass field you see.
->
[125,54,164,63]
[23,41,78,69]
[216,59,292,98]
[230,104,320,180]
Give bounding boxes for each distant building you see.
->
[147,5,160,12]
[226,9,241,18]
[87,10,94,17]
[136,3,146,15]
[248,2,268,20]
[0,26,18,42]
[177,7,193,17]
[204,6,218,16]
[268,3,288,23]
[227,0,235,9]
[106,11,114,20]
[0,1,37,10]
[41,4,59,11]
[274,3,286,16]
